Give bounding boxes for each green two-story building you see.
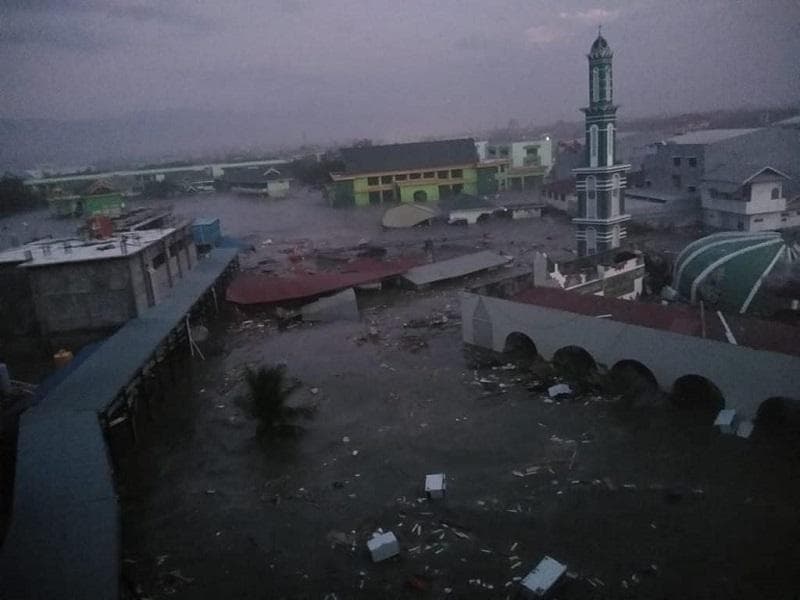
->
[329,138,499,207]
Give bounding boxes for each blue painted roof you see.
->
[0,248,238,599]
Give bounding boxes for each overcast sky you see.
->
[1,0,798,144]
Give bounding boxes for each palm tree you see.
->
[244,364,312,438]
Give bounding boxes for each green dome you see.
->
[673,231,788,314]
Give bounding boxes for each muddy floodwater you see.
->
[3,190,796,599]
[116,285,800,599]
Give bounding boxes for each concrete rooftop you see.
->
[0,228,177,268]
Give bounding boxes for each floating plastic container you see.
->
[53,349,74,369]
[521,556,567,598]
[367,531,399,562]
[425,473,446,499]
[191,218,221,247]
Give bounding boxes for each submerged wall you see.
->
[461,291,800,419]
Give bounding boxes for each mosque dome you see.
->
[672,231,791,314]
[589,34,613,59]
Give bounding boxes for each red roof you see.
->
[511,286,800,358]
[226,257,421,305]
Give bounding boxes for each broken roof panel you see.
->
[382,203,439,228]
[226,257,420,304]
[340,138,477,175]
[401,251,511,288]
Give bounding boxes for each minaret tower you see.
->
[572,29,630,256]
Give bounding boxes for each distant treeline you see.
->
[477,104,798,142]
[288,154,345,187]
[0,175,45,216]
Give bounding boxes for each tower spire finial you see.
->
[598,24,602,37]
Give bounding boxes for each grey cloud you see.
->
[0,18,116,51]
[105,4,214,30]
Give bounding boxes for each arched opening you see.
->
[552,345,596,381]
[610,360,659,402]
[503,332,538,365]
[586,176,597,218]
[770,187,780,200]
[606,124,615,166]
[753,397,800,439]
[413,190,428,203]
[671,375,724,412]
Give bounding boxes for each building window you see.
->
[499,147,509,157]
[688,157,697,168]
[396,174,407,181]
[672,174,681,188]
[592,67,599,102]
[413,190,428,202]
[754,218,764,223]
[586,227,597,255]
[586,176,597,219]
[451,169,463,178]
[453,183,464,194]
[771,187,781,199]
[688,185,696,193]
[152,253,166,268]
[410,172,421,180]
[382,189,394,202]
[673,157,681,167]
[437,170,448,179]
[367,176,379,185]
[611,173,620,214]
[606,123,614,166]
[589,125,598,167]
[604,66,611,101]
[612,224,620,247]
[488,147,497,157]
[381,175,392,184]
[368,191,381,204]
[423,171,435,178]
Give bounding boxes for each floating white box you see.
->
[425,473,446,499]
[521,556,567,598]
[367,531,399,562]
[736,419,754,438]
[714,408,738,434]
[547,384,572,398]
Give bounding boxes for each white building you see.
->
[475,138,553,192]
[702,167,800,232]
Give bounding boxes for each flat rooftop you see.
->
[511,286,800,358]
[0,228,177,268]
[665,128,759,145]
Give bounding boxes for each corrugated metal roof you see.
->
[340,139,477,175]
[511,285,800,357]
[226,257,420,304]
[666,129,759,145]
[402,251,511,287]
[703,127,800,187]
